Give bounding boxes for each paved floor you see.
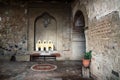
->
[0,60,94,80]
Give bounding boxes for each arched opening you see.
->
[43,47,46,51]
[38,47,41,51]
[48,47,52,51]
[73,11,85,30]
[72,10,86,60]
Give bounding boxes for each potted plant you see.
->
[82,50,92,67]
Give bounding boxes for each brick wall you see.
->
[88,11,120,80]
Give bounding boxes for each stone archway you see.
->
[72,10,86,60]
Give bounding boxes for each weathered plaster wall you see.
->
[72,0,120,79]
[0,6,28,56]
[86,0,120,20]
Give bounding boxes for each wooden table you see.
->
[30,54,56,61]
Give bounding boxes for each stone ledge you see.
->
[16,55,30,61]
[0,54,30,61]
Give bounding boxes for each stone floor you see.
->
[0,60,94,80]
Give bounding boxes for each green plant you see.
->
[84,50,92,59]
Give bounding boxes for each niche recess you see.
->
[34,12,57,50]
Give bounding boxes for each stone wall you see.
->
[72,0,120,79]
[86,0,120,79]
[0,6,28,56]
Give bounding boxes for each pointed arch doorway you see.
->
[72,10,86,60]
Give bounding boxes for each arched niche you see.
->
[34,12,57,50]
[73,10,85,32]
